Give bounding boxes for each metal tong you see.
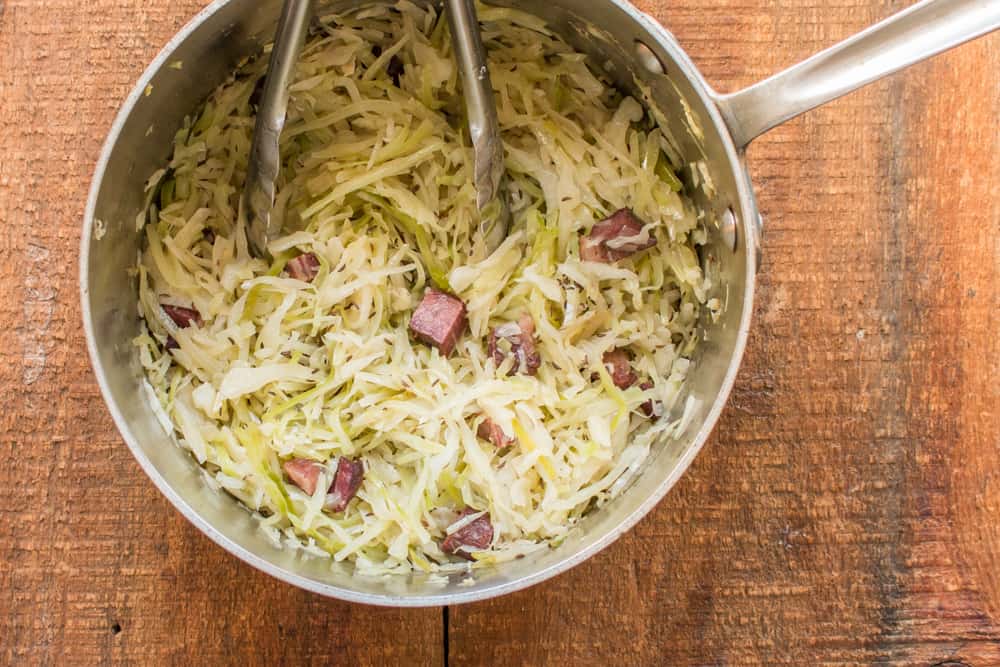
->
[444,0,511,255]
[243,0,509,259]
[243,0,313,259]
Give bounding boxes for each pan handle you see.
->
[715,0,1000,151]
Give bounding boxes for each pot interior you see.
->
[82,0,754,604]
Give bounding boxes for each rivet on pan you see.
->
[720,208,738,252]
[634,41,666,75]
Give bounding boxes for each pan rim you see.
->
[79,0,758,606]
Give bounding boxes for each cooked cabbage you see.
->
[134,1,708,575]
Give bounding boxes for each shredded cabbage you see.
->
[134,1,708,575]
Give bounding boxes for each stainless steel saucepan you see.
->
[80,0,1000,605]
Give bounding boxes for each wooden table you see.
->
[2,0,997,664]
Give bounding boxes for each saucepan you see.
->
[80,0,1000,605]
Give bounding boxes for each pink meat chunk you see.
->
[477,418,514,448]
[409,288,467,356]
[603,349,638,389]
[161,304,202,328]
[283,457,364,512]
[579,208,656,263]
[283,458,323,496]
[639,380,662,418]
[325,458,365,513]
[286,252,321,282]
[441,508,494,560]
[488,313,540,376]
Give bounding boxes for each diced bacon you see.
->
[286,252,320,282]
[488,313,540,376]
[283,457,364,512]
[161,304,202,328]
[325,458,365,512]
[579,208,656,263]
[441,508,494,560]
[409,288,467,356]
[603,349,637,389]
[477,418,514,448]
[283,458,323,496]
[165,336,179,351]
[639,380,662,418]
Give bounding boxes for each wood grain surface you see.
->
[1,0,997,665]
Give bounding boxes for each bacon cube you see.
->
[409,288,467,356]
[639,380,662,418]
[283,457,365,513]
[488,313,540,376]
[283,458,323,496]
[477,418,514,448]
[579,208,656,263]
[602,349,637,389]
[441,508,494,560]
[286,252,320,282]
[325,458,365,513]
[161,304,202,328]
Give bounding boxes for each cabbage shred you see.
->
[135,1,708,575]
